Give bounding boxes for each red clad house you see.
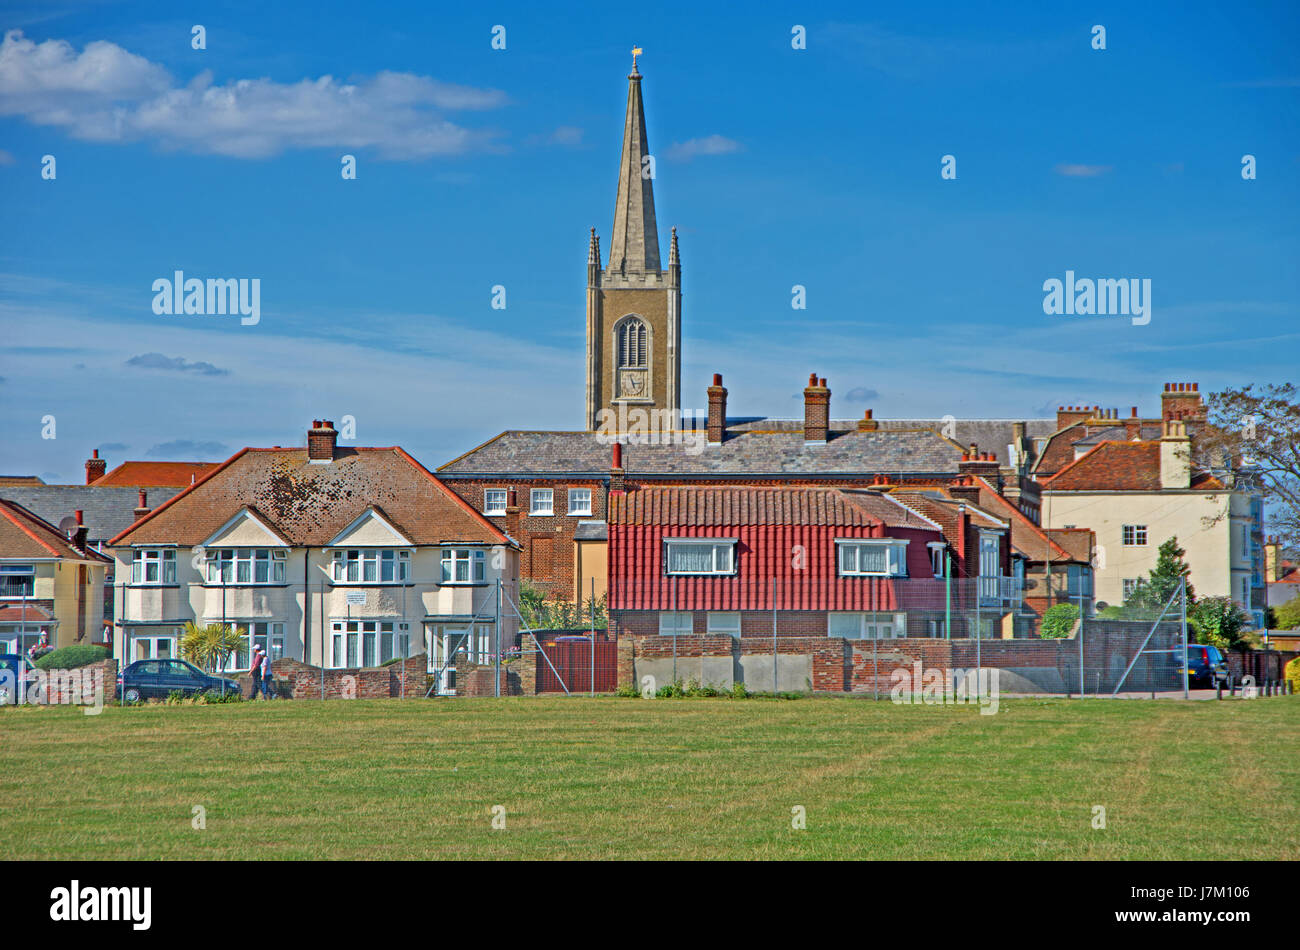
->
[607,484,1017,641]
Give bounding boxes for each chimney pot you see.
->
[612,442,623,469]
[712,373,722,386]
[75,509,83,524]
[808,372,818,386]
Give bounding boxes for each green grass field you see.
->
[1,696,1296,860]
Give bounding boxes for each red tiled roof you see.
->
[110,447,512,547]
[608,486,936,530]
[93,461,219,487]
[887,489,1006,538]
[0,499,111,561]
[0,605,54,623]
[1041,441,1163,491]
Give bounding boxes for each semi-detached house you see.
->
[109,421,519,683]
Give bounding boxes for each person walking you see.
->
[248,646,264,699]
[260,648,274,699]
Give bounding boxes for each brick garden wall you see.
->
[616,619,1221,694]
[279,654,429,700]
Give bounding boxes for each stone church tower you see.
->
[585,56,682,431]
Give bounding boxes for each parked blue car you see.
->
[1180,644,1229,688]
[117,658,241,703]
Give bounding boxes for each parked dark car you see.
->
[1180,644,1229,688]
[0,653,39,704]
[117,658,240,703]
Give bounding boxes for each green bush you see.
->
[33,644,109,670]
[1040,604,1080,639]
[730,680,750,700]
[614,681,641,698]
[1274,595,1300,631]
[1285,657,1300,694]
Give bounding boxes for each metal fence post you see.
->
[771,576,777,694]
[1180,577,1189,701]
[1077,589,1084,697]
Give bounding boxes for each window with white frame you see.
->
[330,620,410,668]
[568,488,592,516]
[658,612,693,636]
[706,612,741,638]
[530,489,554,515]
[828,612,906,639]
[1122,578,1140,601]
[0,565,36,598]
[665,539,735,575]
[1121,524,1147,546]
[484,489,507,516]
[927,543,946,579]
[206,548,287,584]
[441,548,486,584]
[221,621,285,671]
[331,549,410,583]
[837,540,908,577]
[131,548,176,585]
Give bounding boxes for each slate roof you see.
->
[112,447,513,548]
[873,419,1056,465]
[573,520,609,541]
[94,461,219,487]
[608,486,940,530]
[0,486,182,548]
[0,499,112,561]
[439,428,965,478]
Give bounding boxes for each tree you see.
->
[1197,383,1300,548]
[1124,537,1194,614]
[1188,596,1252,651]
[1040,603,1079,639]
[179,622,244,672]
[1274,595,1300,631]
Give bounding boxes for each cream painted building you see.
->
[1041,420,1262,617]
[109,422,519,688]
[0,501,110,653]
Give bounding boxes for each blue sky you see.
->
[1,0,1297,481]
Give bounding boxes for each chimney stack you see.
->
[1056,405,1097,430]
[504,488,521,542]
[1264,537,1282,582]
[85,448,106,485]
[857,408,879,432]
[133,490,150,521]
[1160,382,1205,423]
[610,442,626,493]
[1160,419,1191,489]
[949,476,982,505]
[308,420,339,462]
[803,373,831,444]
[707,374,728,445]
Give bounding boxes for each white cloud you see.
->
[1054,163,1113,178]
[667,134,742,161]
[0,30,508,159]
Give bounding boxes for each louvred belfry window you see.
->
[619,319,647,368]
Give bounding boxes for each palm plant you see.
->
[179,622,245,672]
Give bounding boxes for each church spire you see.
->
[608,51,661,275]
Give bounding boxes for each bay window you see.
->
[665,539,735,575]
[0,565,36,598]
[441,548,486,584]
[330,620,410,668]
[132,548,176,585]
[331,549,410,583]
[206,548,287,584]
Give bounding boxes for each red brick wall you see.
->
[442,477,606,598]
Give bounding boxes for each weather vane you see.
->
[631,46,643,70]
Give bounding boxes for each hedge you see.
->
[33,644,110,670]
